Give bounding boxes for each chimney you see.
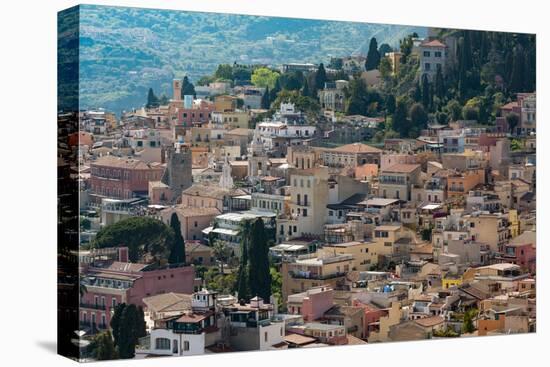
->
[118,247,129,263]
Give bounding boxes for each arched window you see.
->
[155,338,170,350]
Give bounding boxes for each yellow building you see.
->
[372,225,404,259]
[322,241,378,271]
[281,253,353,304]
[508,209,520,238]
[442,274,463,289]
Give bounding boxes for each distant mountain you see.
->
[76,5,426,113]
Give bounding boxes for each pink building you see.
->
[79,258,194,334]
[90,155,164,201]
[176,100,215,127]
[497,231,536,273]
[287,286,334,322]
[352,299,388,338]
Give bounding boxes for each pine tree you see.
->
[365,37,381,71]
[169,213,186,264]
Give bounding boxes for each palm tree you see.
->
[212,240,231,274]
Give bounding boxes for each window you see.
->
[425,63,431,71]
[303,209,308,217]
[184,341,190,351]
[155,338,171,350]
[264,332,268,342]
[194,221,198,227]
[435,51,442,58]
[304,194,308,206]
[172,339,178,354]
[423,51,430,57]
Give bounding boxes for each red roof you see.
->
[421,39,447,48]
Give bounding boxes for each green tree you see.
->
[92,331,117,360]
[379,57,393,79]
[110,303,145,359]
[446,99,463,121]
[392,97,409,137]
[314,63,327,92]
[251,67,279,89]
[462,308,478,334]
[365,37,381,71]
[435,65,445,100]
[346,78,368,115]
[269,77,282,102]
[159,94,169,105]
[247,219,272,301]
[270,267,283,309]
[92,217,174,263]
[214,64,234,81]
[302,78,311,98]
[261,87,270,109]
[378,43,393,57]
[409,103,428,136]
[509,45,525,93]
[168,213,186,264]
[181,76,196,97]
[385,94,396,114]
[506,112,520,135]
[146,88,159,108]
[462,105,479,121]
[236,220,252,301]
[421,73,431,109]
[213,240,232,274]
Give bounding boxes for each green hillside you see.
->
[77,5,426,112]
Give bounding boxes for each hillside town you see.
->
[64,29,536,360]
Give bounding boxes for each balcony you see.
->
[80,302,107,311]
[289,270,347,280]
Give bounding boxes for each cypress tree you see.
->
[146,88,159,108]
[385,94,396,115]
[117,304,139,359]
[365,37,381,71]
[510,45,525,93]
[181,76,196,98]
[421,73,430,109]
[314,63,327,92]
[413,82,422,103]
[302,78,310,98]
[110,303,126,346]
[269,78,281,102]
[392,98,409,137]
[435,65,445,100]
[169,213,186,264]
[261,87,270,109]
[248,218,271,301]
[236,220,252,301]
